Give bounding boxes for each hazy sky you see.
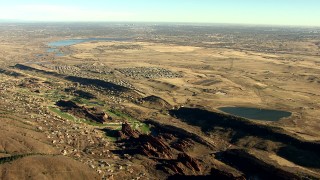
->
[0,0,319,26]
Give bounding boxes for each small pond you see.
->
[218,107,291,121]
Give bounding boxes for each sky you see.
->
[0,0,319,26]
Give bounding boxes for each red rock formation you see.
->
[160,133,175,140]
[139,134,173,159]
[165,162,184,174]
[177,153,202,172]
[116,123,174,158]
[172,139,194,152]
[162,153,202,175]
[120,122,140,139]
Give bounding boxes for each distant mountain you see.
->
[0,19,26,23]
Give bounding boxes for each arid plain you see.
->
[0,23,320,179]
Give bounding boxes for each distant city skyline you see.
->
[0,0,319,26]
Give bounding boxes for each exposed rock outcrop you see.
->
[171,139,194,152]
[162,153,202,175]
[118,122,140,139]
[160,133,175,140]
[177,153,201,172]
[117,123,173,159]
[116,123,204,176]
[139,134,173,159]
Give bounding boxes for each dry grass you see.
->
[67,40,320,140]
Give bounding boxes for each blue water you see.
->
[218,107,292,121]
[47,38,131,56]
[48,39,87,47]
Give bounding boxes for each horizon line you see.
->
[0,20,320,28]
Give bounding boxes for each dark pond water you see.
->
[218,107,291,121]
[47,38,131,56]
